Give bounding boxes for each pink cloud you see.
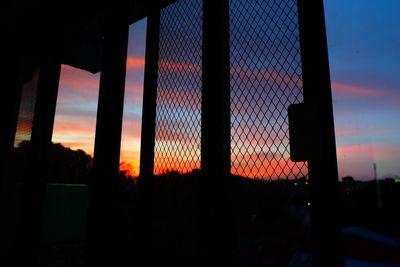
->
[230,65,303,88]
[337,144,374,157]
[154,120,200,144]
[59,65,100,90]
[156,88,201,110]
[336,142,400,179]
[52,120,96,135]
[121,118,142,141]
[337,142,400,161]
[157,60,301,86]
[331,82,385,96]
[125,83,144,94]
[159,60,201,73]
[335,126,396,138]
[335,128,360,137]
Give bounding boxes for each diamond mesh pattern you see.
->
[230,1,312,266]
[153,0,202,175]
[230,0,307,180]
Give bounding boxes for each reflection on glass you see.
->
[14,69,39,148]
[2,69,40,184]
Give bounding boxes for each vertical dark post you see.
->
[139,2,160,186]
[18,33,62,266]
[85,2,128,267]
[297,1,344,267]
[202,0,238,266]
[136,3,160,266]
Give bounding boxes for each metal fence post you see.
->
[18,32,63,266]
[297,1,345,267]
[0,46,21,193]
[136,3,160,266]
[202,0,239,266]
[85,2,129,266]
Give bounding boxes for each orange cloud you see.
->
[120,143,141,175]
[231,151,307,180]
[15,121,33,133]
[52,118,96,155]
[153,157,200,175]
[53,119,96,134]
[126,56,145,69]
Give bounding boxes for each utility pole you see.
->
[374,163,382,208]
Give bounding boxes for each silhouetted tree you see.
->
[4,141,92,185]
[47,143,92,184]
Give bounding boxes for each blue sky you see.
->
[324,0,400,179]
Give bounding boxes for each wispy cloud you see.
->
[230,65,303,88]
[126,56,145,69]
[53,119,96,134]
[337,144,375,157]
[331,82,386,96]
[159,60,201,73]
[59,65,100,90]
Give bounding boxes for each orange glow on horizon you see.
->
[120,161,138,177]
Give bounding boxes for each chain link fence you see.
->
[230,0,307,180]
[150,1,203,266]
[230,0,312,266]
[153,0,202,176]
[150,0,313,266]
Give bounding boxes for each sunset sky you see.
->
[50,0,400,180]
[325,0,400,179]
[53,18,147,177]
